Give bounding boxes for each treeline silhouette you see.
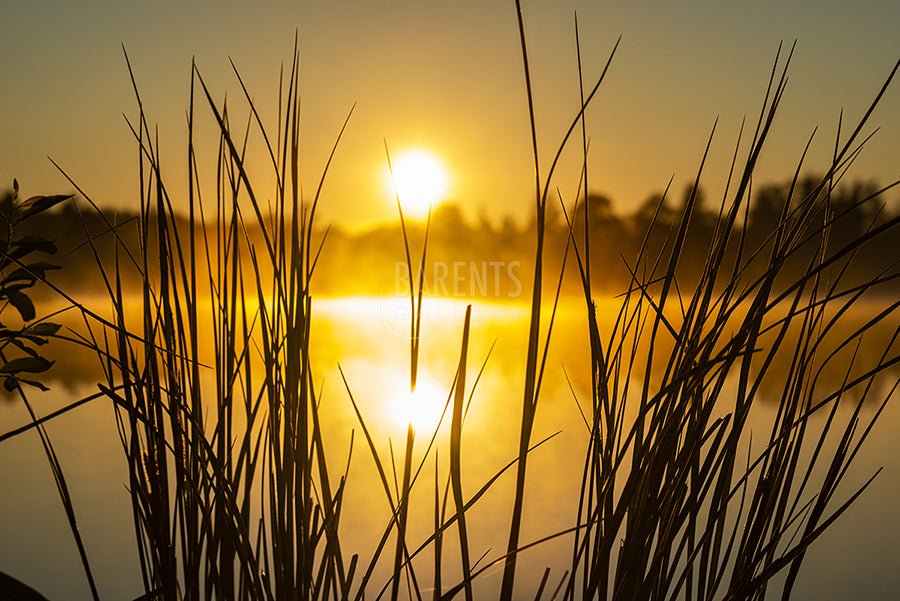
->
[4,174,897,301]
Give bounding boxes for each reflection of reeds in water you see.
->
[11,4,900,601]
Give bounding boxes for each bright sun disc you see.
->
[387,150,449,217]
[390,373,448,432]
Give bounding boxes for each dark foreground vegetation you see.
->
[2,2,900,600]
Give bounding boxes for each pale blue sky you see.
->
[2,0,898,227]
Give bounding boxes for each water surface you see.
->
[1,296,897,600]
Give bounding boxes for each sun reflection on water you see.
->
[388,371,450,433]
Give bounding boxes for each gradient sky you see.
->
[2,0,899,229]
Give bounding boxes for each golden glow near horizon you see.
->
[387,150,450,219]
[2,3,899,230]
[390,371,449,432]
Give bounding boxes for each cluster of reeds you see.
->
[5,2,899,600]
[55,39,360,600]
[558,35,900,601]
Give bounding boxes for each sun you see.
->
[386,150,450,218]
[390,372,450,433]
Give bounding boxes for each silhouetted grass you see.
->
[4,3,900,600]
[559,31,900,601]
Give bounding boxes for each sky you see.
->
[2,0,899,229]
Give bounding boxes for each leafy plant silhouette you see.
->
[0,179,70,391]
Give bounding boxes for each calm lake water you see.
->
[1,296,898,600]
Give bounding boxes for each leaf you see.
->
[1,268,37,287]
[24,322,61,337]
[17,194,72,222]
[0,375,48,392]
[12,235,57,252]
[8,235,58,259]
[14,334,49,347]
[8,337,41,355]
[3,262,60,285]
[15,377,50,392]
[22,260,59,271]
[0,281,35,298]
[8,290,35,321]
[0,356,53,374]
